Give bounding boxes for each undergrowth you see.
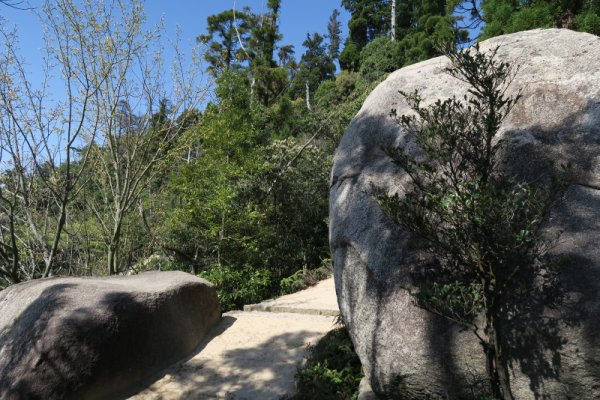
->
[288,326,363,400]
[280,261,332,295]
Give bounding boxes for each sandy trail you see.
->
[129,278,339,400]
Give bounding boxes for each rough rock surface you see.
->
[330,28,600,399]
[0,271,220,400]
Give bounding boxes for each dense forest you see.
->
[0,0,598,311]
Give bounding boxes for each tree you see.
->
[248,0,282,68]
[480,0,600,38]
[340,0,391,70]
[342,0,391,46]
[358,36,403,83]
[391,0,397,40]
[197,8,255,76]
[394,0,468,65]
[158,71,277,309]
[327,9,342,61]
[246,0,289,106]
[77,0,207,276]
[339,0,468,71]
[375,44,559,399]
[278,44,295,66]
[0,0,128,282]
[291,33,335,108]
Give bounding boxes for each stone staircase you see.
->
[128,278,339,400]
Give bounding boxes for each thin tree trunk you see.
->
[42,199,68,278]
[391,0,396,41]
[9,204,20,283]
[305,80,311,110]
[108,213,123,275]
[491,314,514,400]
[107,242,118,275]
[484,293,514,400]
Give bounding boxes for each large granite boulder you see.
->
[330,28,600,399]
[0,271,220,400]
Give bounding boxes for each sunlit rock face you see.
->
[0,271,220,400]
[330,29,600,399]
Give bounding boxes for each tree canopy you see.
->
[481,0,600,38]
[1,0,597,312]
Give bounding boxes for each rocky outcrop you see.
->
[330,29,600,399]
[0,271,220,400]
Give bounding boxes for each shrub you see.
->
[575,11,600,35]
[200,264,272,311]
[358,36,403,83]
[314,71,358,110]
[290,327,363,400]
[280,261,331,295]
[375,43,560,400]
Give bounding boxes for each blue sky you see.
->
[143,1,350,56]
[0,1,350,165]
[0,0,349,114]
[1,0,349,84]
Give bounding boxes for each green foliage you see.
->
[358,36,403,83]
[398,14,466,65]
[340,0,466,72]
[200,264,273,311]
[314,71,358,107]
[248,0,281,67]
[197,8,254,76]
[291,327,363,400]
[417,281,484,323]
[280,261,331,295]
[327,9,342,60]
[339,0,392,71]
[290,33,336,101]
[260,138,331,277]
[252,64,290,106]
[342,0,391,46]
[481,1,554,38]
[574,10,600,34]
[480,0,600,39]
[159,65,332,308]
[376,43,559,399]
[338,40,361,71]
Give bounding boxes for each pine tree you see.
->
[248,0,282,67]
[480,0,600,38]
[339,0,391,70]
[339,0,467,71]
[291,33,336,108]
[245,0,289,105]
[197,8,254,76]
[327,9,342,61]
[396,0,468,65]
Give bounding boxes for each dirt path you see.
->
[129,278,339,400]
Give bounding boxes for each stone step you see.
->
[129,278,340,400]
[243,278,340,317]
[130,311,338,400]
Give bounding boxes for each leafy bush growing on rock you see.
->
[375,43,561,400]
[290,327,363,400]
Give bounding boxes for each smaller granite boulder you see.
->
[0,271,220,400]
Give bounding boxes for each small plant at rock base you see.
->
[280,259,332,295]
[199,264,273,311]
[288,327,363,400]
[374,43,561,400]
